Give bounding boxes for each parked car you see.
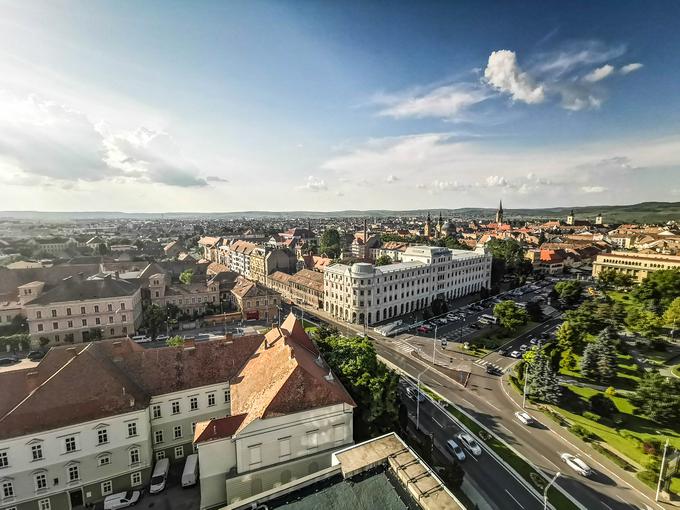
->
[441,339,448,347]
[497,348,508,356]
[529,337,539,345]
[509,350,521,358]
[26,350,45,361]
[131,335,151,343]
[514,411,535,425]
[519,344,529,352]
[406,386,426,402]
[417,325,431,334]
[446,439,466,462]
[0,356,18,366]
[149,458,170,493]
[155,334,169,342]
[561,453,593,477]
[103,490,141,510]
[457,433,482,456]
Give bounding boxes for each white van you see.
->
[131,335,151,343]
[181,454,199,487]
[103,491,140,510]
[149,458,170,493]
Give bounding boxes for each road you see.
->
[399,379,546,510]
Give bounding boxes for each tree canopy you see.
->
[375,255,392,266]
[493,300,528,332]
[554,280,582,306]
[526,349,562,404]
[632,269,680,312]
[179,268,194,285]
[580,333,618,382]
[320,228,341,258]
[631,372,680,425]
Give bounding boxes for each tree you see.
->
[597,269,634,290]
[625,306,662,337]
[319,228,341,258]
[662,297,680,332]
[526,350,561,404]
[632,269,680,312]
[524,300,543,322]
[631,372,680,425]
[493,301,528,332]
[165,303,180,321]
[485,238,531,285]
[142,304,166,339]
[554,281,582,306]
[559,349,577,371]
[555,321,585,353]
[166,335,185,347]
[315,335,399,441]
[179,269,194,285]
[375,255,392,266]
[580,333,617,382]
[443,236,470,251]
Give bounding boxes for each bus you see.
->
[479,314,499,325]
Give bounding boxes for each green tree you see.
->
[632,269,680,311]
[555,321,584,352]
[319,228,341,258]
[524,300,543,322]
[559,349,577,371]
[662,297,680,332]
[315,334,399,441]
[485,238,531,285]
[179,269,194,285]
[375,255,392,266]
[142,304,166,339]
[554,280,582,306]
[443,236,470,251]
[580,333,617,382]
[631,372,680,425]
[493,301,528,332]
[625,306,662,337]
[597,269,634,290]
[166,335,185,347]
[526,350,561,404]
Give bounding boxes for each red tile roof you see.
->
[193,413,248,443]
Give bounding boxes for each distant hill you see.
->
[0,201,678,224]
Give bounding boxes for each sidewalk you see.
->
[501,375,677,508]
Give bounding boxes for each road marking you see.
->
[541,455,561,470]
[499,423,513,435]
[433,416,444,428]
[505,489,525,509]
[601,503,613,510]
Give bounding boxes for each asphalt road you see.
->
[399,379,546,510]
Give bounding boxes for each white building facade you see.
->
[324,246,492,325]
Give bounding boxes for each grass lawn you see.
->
[559,352,642,390]
[555,384,680,467]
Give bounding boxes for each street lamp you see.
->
[656,438,670,501]
[543,472,560,510]
[416,367,430,431]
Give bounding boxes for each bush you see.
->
[589,393,617,416]
[570,424,598,442]
[605,386,617,398]
[582,411,601,422]
[643,440,663,457]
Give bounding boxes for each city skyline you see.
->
[1,1,679,212]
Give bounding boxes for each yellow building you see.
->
[592,251,680,282]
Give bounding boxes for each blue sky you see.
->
[0,0,678,212]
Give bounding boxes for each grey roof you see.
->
[24,277,140,306]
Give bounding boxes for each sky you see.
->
[0,0,679,212]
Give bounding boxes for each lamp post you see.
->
[544,472,560,510]
[416,367,430,431]
[656,438,669,501]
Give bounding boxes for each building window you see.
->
[108,316,114,324]
[152,405,161,419]
[131,472,142,487]
[51,309,57,318]
[129,448,140,465]
[207,393,215,407]
[34,472,47,491]
[306,430,318,451]
[52,322,58,330]
[36,311,42,319]
[64,436,77,453]
[31,444,43,461]
[37,324,44,332]
[67,465,80,482]
[154,430,163,444]
[248,444,262,466]
[94,305,100,313]
[81,319,87,327]
[173,426,182,439]
[2,480,14,498]
[67,320,73,328]
[38,499,50,510]
[279,437,291,458]
[189,397,198,411]
[155,451,166,461]
[122,314,127,322]
[97,428,108,445]
[95,318,101,325]
[107,304,113,312]
[0,451,7,468]
[120,303,126,310]
[174,446,184,459]
[171,401,180,415]
[224,388,231,403]
[97,454,111,467]
[80,306,86,315]
[101,480,112,496]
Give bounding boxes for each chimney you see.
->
[26,370,40,392]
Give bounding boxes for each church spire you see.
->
[495,199,504,224]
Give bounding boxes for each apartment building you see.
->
[20,275,142,347]
[230,277,280,321]
[147,273,219,317]
[592,251,680,282]
[267,269,324,309]
[219,241,257,279]
[0,334,263,510]
[194,313,355,508]
[324,246,492,325]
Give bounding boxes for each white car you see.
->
[103,490,141,510]
[457,433,482,456]
[561,453,593,477]
[510,350,521,358]
[515,411,535,425]
[446,439,466,462]
[131,335,151,343]
[155,334,169,342]
[519,344,529,352]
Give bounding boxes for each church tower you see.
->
[595,213,603,226]
[567,209,575,226]
[424,212,432,238]
[495,200,504,224]
[436,211,443,238]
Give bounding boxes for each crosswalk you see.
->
[390,338,416,356]
[473,358,504,373]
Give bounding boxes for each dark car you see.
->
[0,357,18,366]
[497,348,508,356]
[27,351,46,361]
[486,364,502,375]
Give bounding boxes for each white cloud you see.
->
[581,186,608,193]
[430,180,466,192]
[584,64,615,83]
[484,50,545,104]
[483,175,513,188]
[375,84,488,120]
[298,175,327,192]
[561,94,602,112]
[620,63,643,75]
[535,41,626,77]
[206,175,229,183]
[386,174,399,183]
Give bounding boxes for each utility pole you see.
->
[544,472,560,510]
[656,438,670,501]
